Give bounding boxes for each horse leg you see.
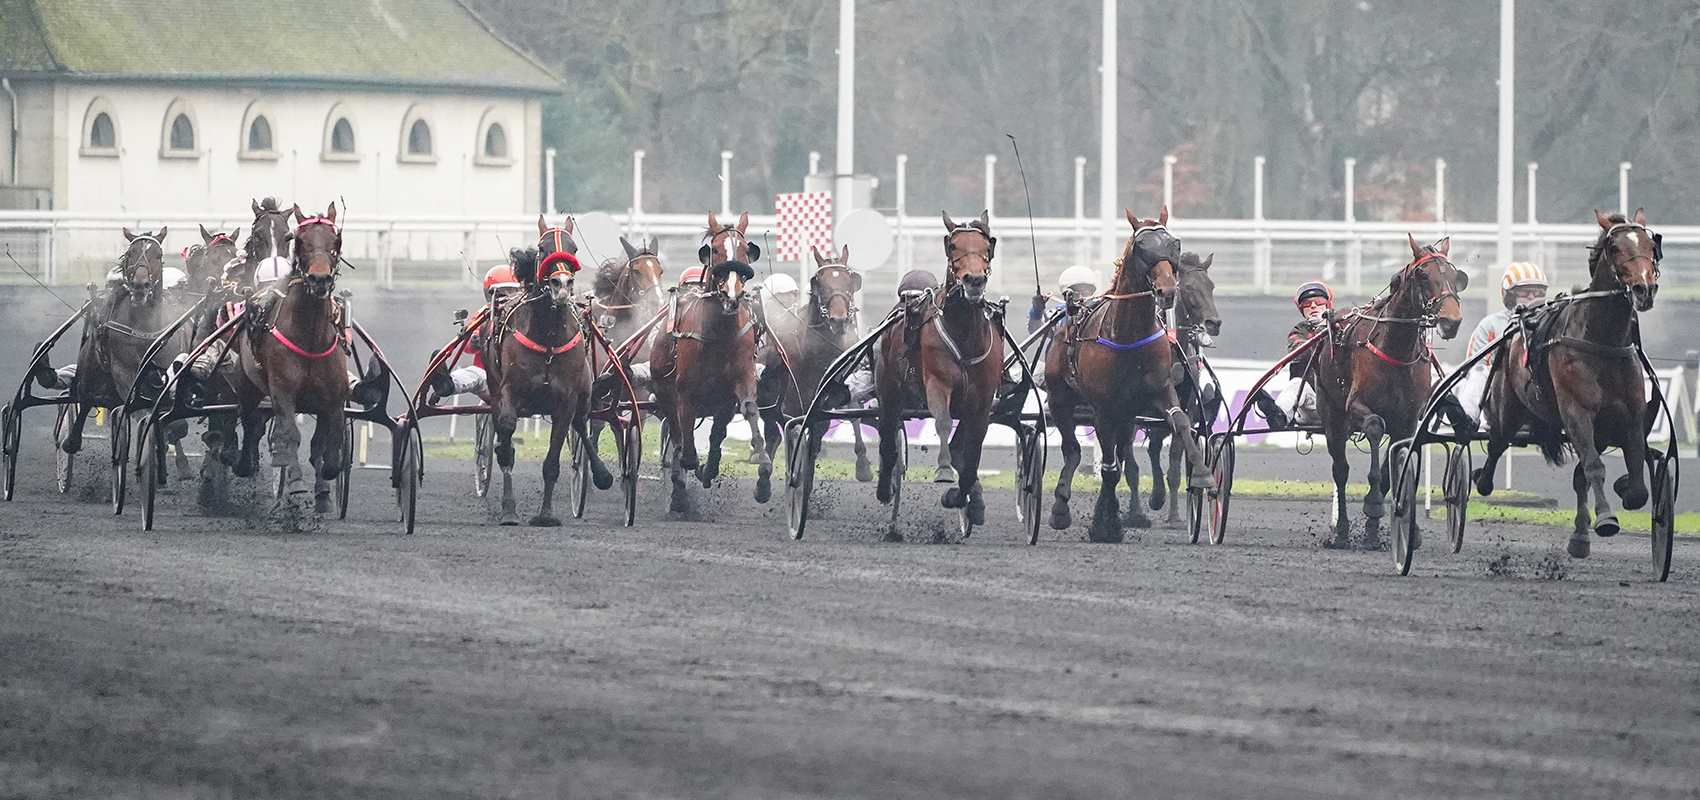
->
[1164,434,1183,524]
[61,403,91,456]
[311,407,345,514]
[168,420,192,480]
[925,383,956,484]
[493,396,521,526]
[943,411,990,527]
[233,406,264,479]
[1615,426,1650,512]
[852,423,874,483]
[745,397,772,504]
[1147,432,1167,511]
[1324,424,1353,548]
[585,417,614,490]
[700,413,728,488]
[1359,414,1387,549]
[677,398,700,473]
[268,399,307,513]
[1557,405,1613,554]
[530,414,569,527]
[1050,409,1081,531]
[1120,431,1150,529]
[1088,421,1124,543]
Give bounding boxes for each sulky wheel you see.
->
[785,422,817,540]
[1390,443,1421,576]
[138,416,160,531]
[2,403,19,501]
[1444,444,1471,554]
[336,420,354,520]
[569,427,591,519]
[1015,426,1045,546]
[1208,436,1234,546]
[54,404,76,494]
[1651,455,1674,582]
[618,421,641,527]
[109,407,131,515]
[397,433,420,534]
[473,414,494,498]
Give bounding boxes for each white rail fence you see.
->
[4,211,1699,300]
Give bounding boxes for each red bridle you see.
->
[539,227,582,279]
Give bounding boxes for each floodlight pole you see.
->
[835,0,856,230]
[1619,162,1632,216]
[545,147,557,215]
[720,151,733,216]
[1099,0,1117,263]
[1495,0,1515,313]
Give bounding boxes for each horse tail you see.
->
[1529,416,1570,466]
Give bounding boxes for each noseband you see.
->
[539,228,581,279]
[810,264,859,323]
[1591,222,1662,285]
[945,226,994,277]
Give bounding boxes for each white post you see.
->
[545,147,557,215]
[896,153,908,272]
[1343,157,1356,223]
[834,0,856,230]
[1619,161,1632,216]
[1434,157,1446,223]
[632,149,645,217]
[1495,0,1515,314]
[983,154,997,216]
[1162,154,1176,214]
[1074,155,1087,268]
[1253,156,1265,221]
[1526,162,1538,224]
[809,151,821,176]
[1099,0,1117,263]
[1254,155,1270,294]
[720,150,733,216]
[1344,157,1361,294]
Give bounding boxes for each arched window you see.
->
[398,104,435,164]
[483,123,507,158]
[239,100,279,161]
[160,98,199,159]
[80,97,119,157]
[170,115,194,150]
[332,120,355,152]
[248,117,272,152]
[474,108,513,167]
[407,119,432,155]
[321,104,359,162]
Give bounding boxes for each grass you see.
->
[1430,503,1700,535]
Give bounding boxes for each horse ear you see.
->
[839,244,850,265]
[1202,253,1214,270]
[200,224,215,243]
[811,246,823,266]
[1125,208,1138,228]
[850,271,863,293]
[941,211,956,231]
[156,226,167,243]
[123,227,136,242]
[1595,209,1614,230]
[737,212,749,234]
[564,217,575,235]
[707,211,721,233]
[1390,270,1404,292]
[324,203,337,223]
[537,215,547,237]
[1435,237,1450,256]
[251,198,262,216]
[1407,233,1424,259]
[288,204,303,223]
[977,209,989,231]
[1634,207,1648,226]
[1158,205,1169,226]
[621,236,639,259]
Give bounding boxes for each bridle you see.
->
[597,253,661,311]
[808,263,859,327]
[292,216,341,283]
[1353,252,1463,327]
[538,227,581,280]
[1588,222,1662,289]
[944,225,994,291]
[1102,225,1175,301]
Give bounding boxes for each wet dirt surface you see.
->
[2,428,1699,799]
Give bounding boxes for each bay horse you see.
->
[1313,235,1466,547]
[1136,251,1223,527]
[1047,207,1210,543]
[232,203,348,514]
[485,217,611,526]
[757,246,873,482]
[185,225,241,289]
[873,211,1005,533]
[649,211,770,512]
[586,235,665,458]
[1474,209,1661,558]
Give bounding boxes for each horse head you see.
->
[810,246,862,336]
[1398,234,1467,339]
[941,211,994,303]
[614,235,666,310]
[1174,252,1221,346]
[702,212,759,313]
[118,227,167,304]
[537,215,583,308]
[189,224,240,290]
[1592,208,1661,312]
[1117,206,1179,300]
[239,197,294,289]
[290,203,341,299]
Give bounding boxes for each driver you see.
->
[760,272,801,312]
[425,264,523,404]
[1260,280,1333,430]
[1028,265,1100,334]
[1452,262,1547,424]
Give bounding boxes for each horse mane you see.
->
[1587,212,1630,275]
[510,247,541,287]
[594,257,625,296]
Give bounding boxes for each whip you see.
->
[1004,134,1043,298]
[5,246,78,312]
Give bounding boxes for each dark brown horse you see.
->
[756,246,872,481]
[649,211,769,512]
[233,204,348,513]
[185,225,241,289]
[1135,251,1223,527]
[586,236,665,455]
[1475,210,1661,558]
[1313,235,1466,546]
[873,212,1004,533]
[1046,207,1209,543]
[485,218,611,526]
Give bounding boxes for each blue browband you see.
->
[1096,329,1167,350]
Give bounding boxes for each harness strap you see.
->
[930,312,994,366]
[269,326,342,358]
[1095,328,1167,351]
[511,328,583,355]
[1546,336,1637,359]
[1363,339,1426,368]
[102,320,172,339]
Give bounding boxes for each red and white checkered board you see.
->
[774,191,834,262]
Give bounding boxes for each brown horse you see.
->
[185,225,241,289]
[873,211,1005,534]
[586,236,665,455]
[485,218,611,526]
[232,203,348,514]
[1313,235,1466,546]
[1046,207,1208,542]
[757,246,873,481]
[1136,251,1223,527]
[1475,209,1661,558]
[649,211,770,512]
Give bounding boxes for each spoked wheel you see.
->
[397,432,421,534]
[1208,436,1234,546]
[54,404,75,494]
[138,416,160,531]
[110,408,131,515]
[569,427,591,519]
[1444,444,1471,554]
[785,422,816,540]
[1390,443,1421,576]
[617,420,641,527]
[336,420,354,520]
[1014,426,1045,545]
[1651,455,1674,582]
[473,414,494,498]
[2,403,19,501]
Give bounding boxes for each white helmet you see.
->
[254,255,290,286]
[763,273,799,295]
[1501,262,1547,292]
[1058,265,1099,294]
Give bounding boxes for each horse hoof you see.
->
[529,514,562,527]
[855,462,875,483]
[593,469,614,492]
[314,493,332,514]
[1593,515,1619,538]
[1613,474,1631,499]
[968,501,986,527]
[876,483,892,505]
[498,513,521,526]
[883,528,904,543]
[1122,512,1151,529]
[669,492,689,515]
[1410,527,1423,551]
[753,476,772,505]
[679,455,699,472]
[1363,499,1385,519]
[697,470,715,489]
[1088,517,1123,544]
[1149,491,1165,511]
[1568,535,1591,558]
[941,487,966,509]
[933,466,957,484]
[1188,472,1216,492]
[1049,503,1072,530]
[1472,468,1494,496]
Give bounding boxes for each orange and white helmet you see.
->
[482,264,520,295]
[1500,262,1547,293]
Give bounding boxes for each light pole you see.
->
[1162,154,1176,215]
[631,149,644,218]
[1526,162,1537,224]
[983,154,997,217]
[720,150,733,216]
[835,0,856,229]
[545,147,557,215]
[1619,161,1632,216]
[1434,157,1446,223]
[1495,0,1515,313]
[1099,0,1117,263]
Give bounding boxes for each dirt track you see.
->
[3,432,1699,799]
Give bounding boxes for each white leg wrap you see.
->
[450,366,486,396]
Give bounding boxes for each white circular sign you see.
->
[572,211,626,267]
[834,208,894,271]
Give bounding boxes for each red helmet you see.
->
[679,266,706,285]
[483,264,519,294]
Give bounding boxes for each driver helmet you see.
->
[1057,265,1100,297]
[1295,280,1333,309]
[762,272,799,297]
[482,264,520,298]
[1501,262,1547,309]
[161,266,188,290]
[254,255,290,287]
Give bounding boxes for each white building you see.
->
[0,0,562,278]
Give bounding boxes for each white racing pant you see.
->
[449,366,487,398]
[1274,376,1319,427]
[1454,362,1490,425]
